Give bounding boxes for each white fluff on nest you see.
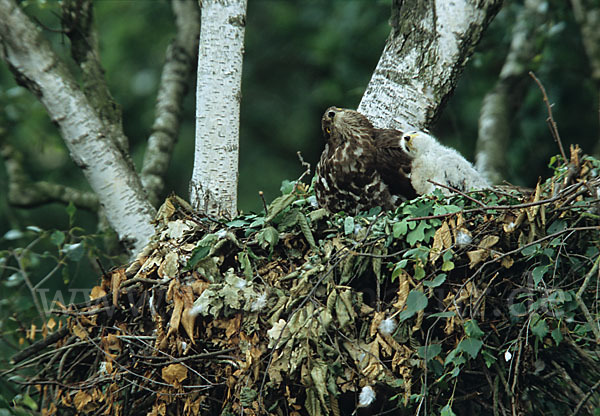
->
[400,131,489,196]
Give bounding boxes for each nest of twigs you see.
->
[7,146,600,416]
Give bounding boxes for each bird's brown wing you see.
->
[374,128,418,200]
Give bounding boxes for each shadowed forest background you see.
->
[1,0,599,394]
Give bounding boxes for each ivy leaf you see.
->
[464,319,484,339]
[399,290,428,321]
[187,246,211,269]
[407,222,429,245]
[531,315,549,340]
[532,265,548,287]
[393,220,408,238]
[423,274,446,288]
[551,327,563,345]
[417,343,442,361]
[458,338,483,359]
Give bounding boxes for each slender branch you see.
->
[575,256,600,343]
[529,71,568,162]
[0,139,99,211]
[141,0,201,206]
[428,179,487,207]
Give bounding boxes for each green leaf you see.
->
[521,244,540,257]
[280,179,296,195]
[464,319,484,339]
[344,216,354,235]
[423,274,446,288]
[226,219,248,227]
[417,343,442,361]
[532,265,548,287]
[441,403,457,416]
[399,290,428,321]
[441,260,455,271]
[531,315,549,340]
[551,327,563,345]
[391,260,408,281]
[66,201,76,224]
[481,349,497,368]
[50,230,65,247]
[392,220,408,238]
[458,338,483,359]
[187,246,211,269]
[258,226,279,250]
[413,264,425,279]
[407,221,430,245]
[547,219,567,234]
[265,193,296,222]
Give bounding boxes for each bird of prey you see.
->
[314,107,416,214]
[400,131,489,196]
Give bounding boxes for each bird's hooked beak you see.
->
[402,133,417,151]
[322,107,343,139]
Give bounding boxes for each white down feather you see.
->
[401,131,489,196]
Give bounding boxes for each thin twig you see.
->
[529,71,567,162]
[428,180,488,207]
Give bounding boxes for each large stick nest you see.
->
[8,146,600,416]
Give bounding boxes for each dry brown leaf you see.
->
[430,221,452,263]
[90,286,106,300]
[72,323,88,340]
[102,333,122,353]
[501,256,514,269]
[369,311,385,338]
[111,269,126,306]
[158,251,179,278]
[73,390,93,412]
[479,235,499,249]
[467,249,488,268]
[162,363,188,388]
[167,284,194,339]
[526,181,542,222]
[393,271,410,311]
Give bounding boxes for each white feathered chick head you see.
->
[401,131,435,156]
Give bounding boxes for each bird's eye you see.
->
[326,127,331,134]
[328,111,335,118]
[403,135,410,141]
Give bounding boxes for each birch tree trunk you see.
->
[358,0,503,131]
[0,0,156,253]
[190,0,247,218]
[475,0,548,184]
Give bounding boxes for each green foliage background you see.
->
[0,0,599,405]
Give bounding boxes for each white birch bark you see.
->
[0,0,156,253]
[358,0,503,131]
[190,0,247,218]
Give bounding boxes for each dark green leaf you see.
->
[464,319,484,339]
[424,274,446,288]
[187,246,211,269]
[417,343,442,361]
[399,290,428,321]
[51,230,65,247]
[458,338,483,359]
